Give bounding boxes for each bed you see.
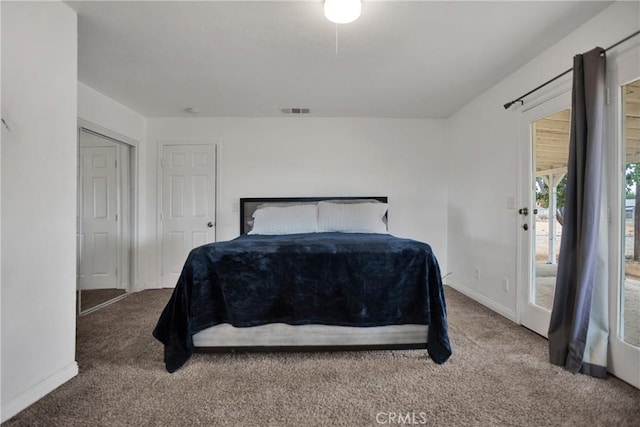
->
[153,197,451,372]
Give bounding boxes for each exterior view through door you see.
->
[620,78,640,350]
[160,144,217,288]
[532,109,570,313]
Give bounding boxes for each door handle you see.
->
[518,207,529,216]
[522,223,528,231]
[207,221,214,228]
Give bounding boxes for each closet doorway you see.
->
[77,126,136,315]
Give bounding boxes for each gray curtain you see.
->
[548,47,609,377]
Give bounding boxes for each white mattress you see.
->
[193,323,428,347]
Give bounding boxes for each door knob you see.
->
[207,221,214,228]
[522,223,529,231]
[518,207,529,216]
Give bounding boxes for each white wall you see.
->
[144,118,448,288]
[1,1,78,422]
[78,82,146,143]
[0,2,3,416]
[446,1,640,320]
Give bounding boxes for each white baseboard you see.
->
[1,361,79,423]
[445,282,517,322]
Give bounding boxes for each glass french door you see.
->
[518,92,571,338]
[608,46,640,389]
[518,54,640,388]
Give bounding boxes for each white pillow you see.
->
[249,204,318,235]
[317,202,388,234]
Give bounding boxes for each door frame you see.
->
[516,86,571,336]
[606,45,640,389]
[77,119,139,314]
[156,140,220,287]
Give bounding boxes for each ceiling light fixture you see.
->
[324,0,361,24]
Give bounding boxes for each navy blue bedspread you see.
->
[153,233,452,372]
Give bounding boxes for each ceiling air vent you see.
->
[281,108,310,115]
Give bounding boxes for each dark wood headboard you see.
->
[240,197,388,235]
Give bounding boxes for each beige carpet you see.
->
[4,287,639,426]
[536,262,640,347]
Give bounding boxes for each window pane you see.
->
[533,109,570,311]
[622,78,640,348]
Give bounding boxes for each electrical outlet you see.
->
[474,268,480,280]
[503,277,509,292]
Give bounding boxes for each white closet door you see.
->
[80,145,118,290]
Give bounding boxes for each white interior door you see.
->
[80,144,118,290]
[161,144,216,287]
[518,91,571,337]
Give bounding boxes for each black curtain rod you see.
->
[503,29,640,110]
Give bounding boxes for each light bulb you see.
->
[324,0,361,24]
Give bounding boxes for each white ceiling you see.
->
[67,1,612,118]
